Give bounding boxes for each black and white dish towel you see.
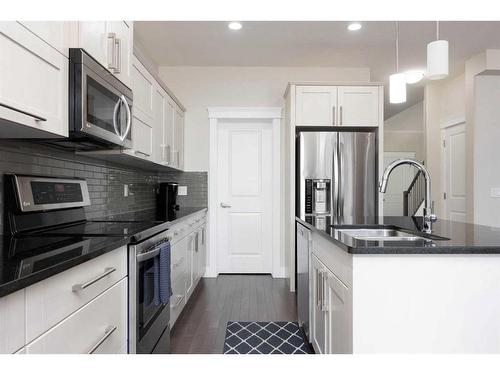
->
[223,321,311,354]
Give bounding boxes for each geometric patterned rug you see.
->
[223,321,312,354]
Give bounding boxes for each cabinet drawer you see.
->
[25,246,127,342]
[26,278,127,354]
[0,289,25,354]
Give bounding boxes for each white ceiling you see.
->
[134,21,500,118]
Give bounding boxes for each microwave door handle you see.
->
[112,98,121,138]
[119,95,132,142]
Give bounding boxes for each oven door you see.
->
[81,69,133,148]
[135,248,171,354]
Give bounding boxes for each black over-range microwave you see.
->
[48,48,133,150]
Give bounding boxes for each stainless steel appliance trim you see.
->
[14,175,91,212]
[72,267,117,292]
[136,247,160,263]
[0,102,47,122]
[120,95,132,141]
[88,326,117,354]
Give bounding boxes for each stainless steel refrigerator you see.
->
[296,128,378,341]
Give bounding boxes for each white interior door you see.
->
[383,152,416,216]
[443,123,466,222]
[217,121,273,274]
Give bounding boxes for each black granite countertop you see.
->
[0,207,207,298]
[296,215,500,254]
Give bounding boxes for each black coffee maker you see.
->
[157,182,180,221]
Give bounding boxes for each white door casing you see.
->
[217,122,273,273]
[208,107,283,278]
[442,122,466,223]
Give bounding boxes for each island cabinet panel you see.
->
[0,289,26,354]
[351,254,500,353]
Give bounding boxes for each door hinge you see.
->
[443,192,447,199]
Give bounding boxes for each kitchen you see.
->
[1,2,500,371]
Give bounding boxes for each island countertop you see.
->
[296,215,500,254]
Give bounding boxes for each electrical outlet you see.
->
[178,186,188,196]
[124,184,129,197]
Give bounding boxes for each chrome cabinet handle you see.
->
[88,326,117,354]
[0,102,47,122]
[107,33,117,71]
[134,150,150,157]
[114,38,121,74]
[321,272,328,312]
[72,267,116,292]
[316,268,321,308]
[220,202,232,208]
[332,106,336,125]
[339,105,343,125]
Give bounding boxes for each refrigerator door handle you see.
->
[338,142,344,217]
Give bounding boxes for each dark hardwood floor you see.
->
[170,274,297,354]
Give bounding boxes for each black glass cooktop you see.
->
[34,220,163,237]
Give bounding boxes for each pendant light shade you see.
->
[389,22,407,104]
[427,22,449,80]
[427,40,449,80]
[389,73,407,103]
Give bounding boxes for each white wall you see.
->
[158,66,370,171]
[384,101,424,161]
[473,75,500,226]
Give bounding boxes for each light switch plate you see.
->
[124,184,129,197]
[178,186,188,196]
[491,188,500,198]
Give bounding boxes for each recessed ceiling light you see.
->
[347,22,362,31]
[405,70,426,84]
[228,22,242,31]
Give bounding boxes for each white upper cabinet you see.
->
[76,21,133,87]
[337,86,380,126]
[296,86,337,126]
[295,85,381,127]
[173,107,185,170]
[0,22,68,138]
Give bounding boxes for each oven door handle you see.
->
[136,247,160,262]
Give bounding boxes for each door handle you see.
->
[220,202,232,208]
[114,38,121,74]
[107,33,117,71]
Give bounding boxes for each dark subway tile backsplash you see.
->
[0,141,207,234]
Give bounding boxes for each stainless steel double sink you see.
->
[334,228,449,242]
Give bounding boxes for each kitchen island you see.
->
[296,215,500,354]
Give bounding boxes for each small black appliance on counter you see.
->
[156,182,180,221]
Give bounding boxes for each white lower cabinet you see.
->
[0,289,26,354]
[168,211,207,328]
[310,252,352,354]
[0,21,68,138]
[26,278,128,354]
[25,246,127,342]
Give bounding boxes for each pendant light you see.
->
[427,21,449,80]
[389,21,406,104]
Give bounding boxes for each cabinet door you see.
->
[107,21,132,88]
[173,107,185,170]
[152,86,167,164]
[78,22,109,69]
[0,289,25,354]
[337,86,380,127]
[162,98,175,166]
[326,270,352,354]
[131,56,154,122]
[296,86,337,126]
[19,21,71,57]
[185,233,195,298]
[0,22,68,138]
[311,255,328,354]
